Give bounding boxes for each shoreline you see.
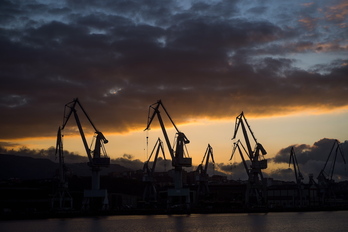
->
[2,206,348,221]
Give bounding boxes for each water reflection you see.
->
[168,214,191,232]
[1,211,348,232]
[247,213,269,232]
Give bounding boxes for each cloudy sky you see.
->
[1,0,348,180]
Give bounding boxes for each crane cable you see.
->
[60,130,64,160]
[90,135,96,156]
[145,130,149,160]
[230,142,236,170]
[184,144,190,158]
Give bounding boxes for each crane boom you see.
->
[230,140,249,175]
[143,138,166,176]
[197,144,215,174]
[318,139,346,182]
[61,98,109,168]
[144,100,191,168]
[203,144,215,172]
[232,112,266,159]
[289,147,303,185]
[145,101,174,162]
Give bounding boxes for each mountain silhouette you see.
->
[0,154,131,180]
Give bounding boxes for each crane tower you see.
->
[317,139,346,204]
[196,144,215,198]
[142,138,166,204]
[289,147,304,207]
[144,100,192,211]
[51,126,73,210]
[61,98,110,210]
[231,112,267,207]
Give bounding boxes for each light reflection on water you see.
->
[1,211,348,232]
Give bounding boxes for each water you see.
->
[1,211,348,232]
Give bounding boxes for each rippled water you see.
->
[1,211,348,232]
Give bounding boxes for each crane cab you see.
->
[89,157,110,167]
[251,159,267,169]
[177,157,192,167]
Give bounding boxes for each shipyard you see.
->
[1,99,348,219]
[1,1,348,230]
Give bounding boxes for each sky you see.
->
[1,0,348,181]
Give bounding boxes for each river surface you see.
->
[1,211,347,232]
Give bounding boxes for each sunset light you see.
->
[1,0,348,183]
[2,0,348,221]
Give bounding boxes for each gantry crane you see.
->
[317,139,346,204]
[142,138,166,203]
[144,100,192,209]
[61,98,110,210]
[289,147,304,207]
[231,112,267,207]
[51,126,73,210]
[196,144,215,198]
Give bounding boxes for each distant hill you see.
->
[0,154,132,180]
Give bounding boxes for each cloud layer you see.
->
[270,138,348,181]
[2,138,346,182]
[216,138,348,182]
[1,0,348,140]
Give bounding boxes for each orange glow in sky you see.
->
[1,0,348,180]
[7,108,348,167]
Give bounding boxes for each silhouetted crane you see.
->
[196,144,215,198]
[317,139,346,204]
[144,100,192,210]
[289,146,304,207]
[232,112,267,207]
[51,126,73,210]
[142,138,166,203]
[61,98,110,210]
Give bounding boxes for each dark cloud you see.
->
[1,137,346,182]
[144,156,172,173]
[0,141,21,149]
[210,138,348,182]
[112,154,144,170]
[0,145,88,163]
[271,138,348,182]
[267,168,294,181]
[1,0,348,140]
[216,161,249,180]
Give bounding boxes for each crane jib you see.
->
[60,98,110,168]
[144,100,192,168]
